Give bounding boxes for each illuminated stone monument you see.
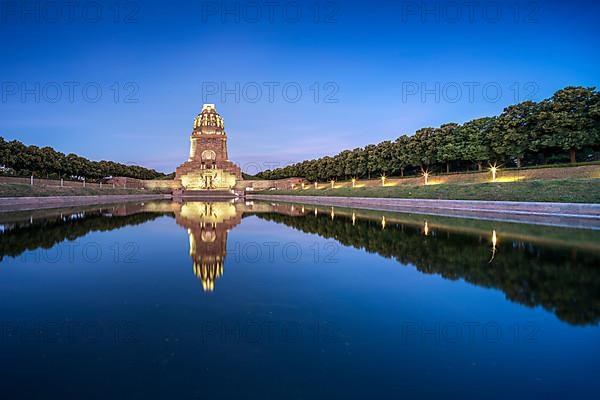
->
[175,104,242,191]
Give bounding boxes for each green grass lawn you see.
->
[0,183,162,197]
[256,178,600,203]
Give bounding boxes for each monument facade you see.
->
[175,104,242,191]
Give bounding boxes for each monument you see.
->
[175,104,242,194]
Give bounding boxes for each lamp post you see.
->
[422,170,430,185]
[489,164,498,181]
[352,178,356,188]
[330,180,335,189]
[381,176,386,187]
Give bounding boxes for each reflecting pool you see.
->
[1,200,599,398]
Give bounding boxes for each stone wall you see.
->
[0,194,172,212]
[107,177,145,189]
[234,178,304,191]
[1,176,105,189]
[140,177,304,192]
[142,179,182,191]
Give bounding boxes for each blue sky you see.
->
[1,0,599,173]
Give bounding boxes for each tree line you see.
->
[0,137,166,180]
[257,86,600,181]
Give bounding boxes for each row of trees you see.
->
[0,137,166,180]
[257,86,600,182]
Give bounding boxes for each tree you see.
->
[492,101,541,167]
[391,135,411,176]
[409,127,436,168]
[536,86,600,163]
[435,123,460,172]
[457,117,495,170]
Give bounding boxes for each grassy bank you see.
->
[0,183,161,197]
[257,178,600,203]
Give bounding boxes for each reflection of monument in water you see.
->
[173,200,307,292]
[174,202,242,291]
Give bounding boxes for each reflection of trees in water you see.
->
[256,212,600,326]
[3,201,599,325]
[0,211,165,261]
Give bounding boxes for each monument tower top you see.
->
[193,104,224,133]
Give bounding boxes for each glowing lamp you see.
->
[489,164,498,181]
[422,170,430,185]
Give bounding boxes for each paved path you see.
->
[0,194,172,212]
[248,195,600,229]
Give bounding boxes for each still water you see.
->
[1,200,599,399]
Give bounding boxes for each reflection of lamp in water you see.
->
[301,206,305,213]
[352,212,356,226]
[489,230,498,263]
[381,215,386,229]
[330,207,335,220]
[314,208,318,216]
[423,221,429,236]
